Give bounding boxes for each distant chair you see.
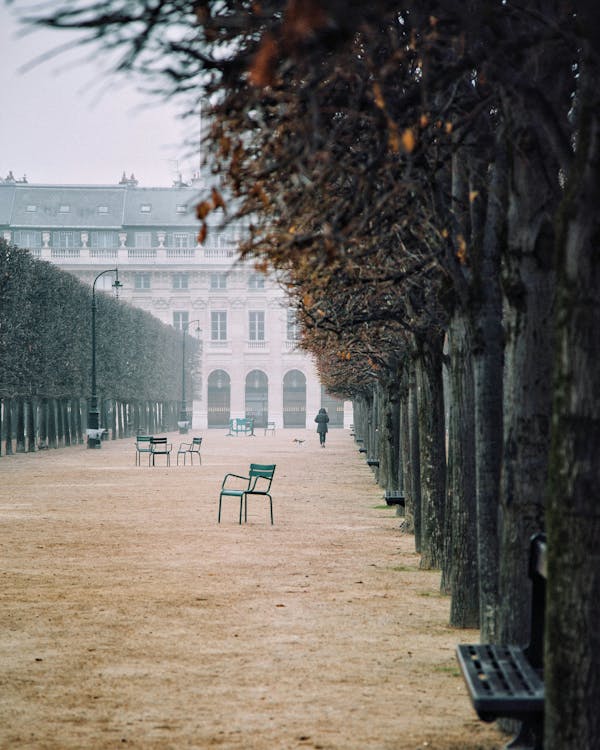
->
[264,421,276,436]
[177,436,202,466]
[134,435,153,466]
[150,436,172,467]
[218,463,276,524]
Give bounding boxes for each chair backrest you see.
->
[151,437,168,447]
[248,463,276,491]
[136,435,152,449]
[191,437,202,449]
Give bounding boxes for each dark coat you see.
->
[315,410,329,434]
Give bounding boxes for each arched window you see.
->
[283,370,306,428]
[245,370,268,428]
[207,370,230,428]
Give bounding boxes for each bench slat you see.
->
[456,644,544,719]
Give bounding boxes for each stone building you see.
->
[0,176,348,430]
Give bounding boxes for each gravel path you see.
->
[1,428,503,749]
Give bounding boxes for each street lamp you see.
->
[87,268,122,449]
[179,319,202,434]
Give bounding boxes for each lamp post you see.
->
[179,319,202,434]
[87,268,122,449]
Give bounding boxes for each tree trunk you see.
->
[472,134,507,641]
[546,38,600,750]
[415,333,446,570]
[498,126,557,644]
[407,362,421,546]
[446,312,479,627]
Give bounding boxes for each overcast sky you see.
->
[0,4,200,187]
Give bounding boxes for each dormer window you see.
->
[59,204,70,213]
[140,204,151,213]
[176,204,186,214]
[26,205,37,212]
[98,205,109,214]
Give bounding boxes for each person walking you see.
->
[315,407,329,447]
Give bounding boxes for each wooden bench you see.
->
[150,436,172,466]
[177,436,202,465]
[134,435,153,466]
[227,417,255,436]
[456,533,547,750]
[366,458,379,468]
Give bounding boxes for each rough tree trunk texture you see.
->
[415,333,446,570]
[376,378,400,496]
[2,398,12,455]
[16,398,25,453]
[472,136,506,642]
[446,312,479,627]
[546,38,600,750]
[408,363,421,549]
[398,384,413,533]
[498,129,557,645]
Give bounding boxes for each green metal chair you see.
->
[177,436,203,465]
[150,436,172,466]
[134,435,153,466]
[218,463,276,524]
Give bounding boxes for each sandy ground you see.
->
[0,427,505,750]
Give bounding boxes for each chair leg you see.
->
[218,496,222,523]
[269,496,273,525]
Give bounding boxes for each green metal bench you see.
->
[456,534,547,749]
[227,418,255,436]
[218,463,276,524]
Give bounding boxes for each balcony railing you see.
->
[20,244,239,266]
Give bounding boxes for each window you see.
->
[59,204,70,213]
[172,273,189,290]
[210,272,227,290]
[249,311,265,341]
[248,273,265,290]
[176,204,187,214]
[97,205,109,214]
[172,232,191,248]
[140,203,151,213]
[52,231,77,248]
[211,311,227,341]
[173,311,189,330]
[14,230,41,248]
[287,310,301,340]
[134,232,152,248]
[134,273,151,290]
[26,205,37,212]
[91,231,116,249]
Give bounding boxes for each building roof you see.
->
[0,183,204,230]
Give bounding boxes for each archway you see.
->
[245,370,268,428]
[207,370,230,428]
[321,386,345,428]
[283,370,306,428]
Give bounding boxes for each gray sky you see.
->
[0,5,200,187]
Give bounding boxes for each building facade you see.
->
[0,177,348,430]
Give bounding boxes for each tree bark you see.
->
[446,312,479,627]
[472,135,507,641]
[415,333,446,570]
[498,126,557,644]
[546,33,600,749]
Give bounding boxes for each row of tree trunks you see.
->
[0,397,180,456]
